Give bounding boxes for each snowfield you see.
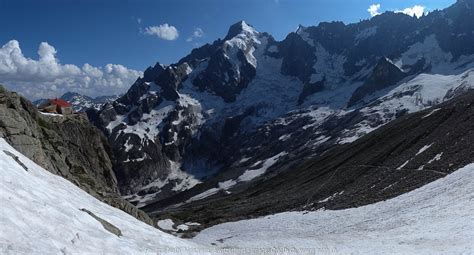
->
[193,164,474,254]
[0,139,204,255]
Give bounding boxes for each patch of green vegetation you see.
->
[37,117,52,129]
[70,165,97,189]
[76,173,97,190]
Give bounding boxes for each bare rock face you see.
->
[348,57,407,107]
[279,32,316,82]
[0,85,153,226]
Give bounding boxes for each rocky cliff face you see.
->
[347,57,409,107]
[0,85,152,225]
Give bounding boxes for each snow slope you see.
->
[338,68,474,144]
[193,164,474,254]
[0,139,204,254]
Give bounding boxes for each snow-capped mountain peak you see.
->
[223,21,261,69]
[224,20,259,40]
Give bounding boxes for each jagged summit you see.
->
[295,24,306,34]
[143,62,166,82]
[225,20,258,40]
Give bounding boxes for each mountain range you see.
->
[86,0,474,216]
[1,0,473,252]
[34,92,119,112]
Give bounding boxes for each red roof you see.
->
[50,98,71,107]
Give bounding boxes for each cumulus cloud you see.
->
[0,40,142,100]
[186,27,204,42]
[368,4,381,17]
[396,5,426,18]
[143,24,179,40]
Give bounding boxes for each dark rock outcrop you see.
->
[348,57,407,107]
[80,208,123,237]
[155,64,190,101]
[143,62,166,83]
[298,78,325,104]
[279,32,316,82]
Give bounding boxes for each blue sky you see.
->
[0,0,455,69]
[0,0,455,99]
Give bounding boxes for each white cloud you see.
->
[137,18,142,24]
[0,40,142,100]
[143,24,179,40]
[396,5,426,18]
[368,4,381,17]
[186,27,204,42]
